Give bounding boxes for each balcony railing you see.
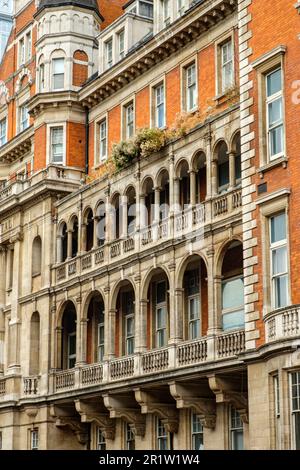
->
[50,330,245,393]
[0,379,5,396]
[23,376,39,396]
[54,189,242,284]
[265,305,300,343]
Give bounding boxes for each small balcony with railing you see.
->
[264,305,300,344]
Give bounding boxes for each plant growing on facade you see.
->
[111,139,139,171]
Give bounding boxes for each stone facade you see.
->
[0,0,299,451]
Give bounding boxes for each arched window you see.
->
[217,141,229,193]
[96,201,106,246]
[183,256,208,340]
[146,269,169,349]
[115,282,135,356]
[111,194,121,240]
[177,160,190,209]
[192,152,206,204]
[60,222,68,262]
[61,302,77,369]
[29,312,40,376]
[86,293,105,363]
[84,208,94,252]
[51,50,66,90]
[221,241,244,330]
[32,236,42,276]
[232,133,241,186]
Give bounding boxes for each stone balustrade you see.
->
[265,305,300,343]
[54,188,242,284]
[23,376,39,396]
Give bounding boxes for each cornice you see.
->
[79,0,237,108]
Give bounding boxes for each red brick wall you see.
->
[247,0,300,345]
[108,105,121,152]
[34,125,47,171]
[136,87,150,129]
[166,67,181,127]
[66,122,86,168]
[98,0,127,29]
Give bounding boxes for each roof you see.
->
[38,0,101,14]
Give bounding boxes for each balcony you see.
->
[265,305,300,343]
[49,330,245,394]
[54,188,242,284]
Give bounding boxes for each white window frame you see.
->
[99,119,108,162]
[154,83,165,129]
[18,27,32,68]
[30,429,39,450]
[290,371,300,450]
[177,0,185,17]
[125,102,134,139]
[155,281,168,348]
[52,57,65,91]
[139,0,154,18]
[163,0,171,26]
[191,412,204,450]
[105,38,113,69]
[221,275,244,331]
[19,104,29,132]
[186,63,197,112]
[156,417,169,450]
[125,423,135,450]
[0,117,7,146]
[97,428,106,450]
[188,294,201,340]
[269,213,289,310]
[221,39,234,93]
[125,313,135,356]
[39,63,45,92]
[47,123,66,166]
[118,29,125,60]
[50,126,64,165]
[230,407,244,450]
[266,67,284,161]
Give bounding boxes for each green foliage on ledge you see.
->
[111,128,167,171]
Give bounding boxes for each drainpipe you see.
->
[85,107,89,175]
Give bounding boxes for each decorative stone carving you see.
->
[134,389,179,434]
[15,68,33,94]
[103,394,146,437]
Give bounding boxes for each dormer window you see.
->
[177,0,185,17]
[139,1,153,18]
[163,0,171,26]
[118,30,125,60]
[52,58,65,90]
[105,38,113,69]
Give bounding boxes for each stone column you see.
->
[8,234,22,371]
[154,187,161,222]
[174,178,180,211]
[75,295,83,366]
[211,159,218,196]
[168,261,177,344]
[168,154,175,215]
[189,170,196,206]
[174,288,184,341]
[79,318,88,365]
[138,300,148,352]
[81,223,87,253]
[121,195,128,239]
[206,247,218,334]
[56,235,62,263]
[105,187,111,243]
[229,151,236,190]
[139,195,146,228]
[93,216,100,248]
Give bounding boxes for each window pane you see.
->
[218,161,229,188]
[232,430,244,450]
[68,334,76,355]
[295,413,300,450]
[272,247,287,275]
[274,275,288,309]
[267,69,282,97]
[222,309,244,330]
[271,213,286,243]
[157,282,166,303]
[270,125,283,157]
[157,307,166,329]
[268,98,282,126]
[53,58,64,74]
[222,278,244,310]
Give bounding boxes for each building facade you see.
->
[0,0,299,450]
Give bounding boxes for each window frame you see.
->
[191,412,204,450]
[221,274,244,331]
[215,31,235,97]
[67,331,76,369]
[125,422,135,450]
[30,429,39,451]
[97,316,105,362]
[0,117,7,147]
[269,212,289,310]
[52,57,65,91]
[181,57,198,113]
[155,280,168,348]
[156,417,170,450]
[258,191,290,316]
[19,103,29,133]
[99,118,108,162]
[290,371,300,450]
[266,67,284,161]
[154,82,165,129]
[97,428,106,450]
[124,101,135,139]
[47,123,66,166]
[229,407,244,450]
[252,46,286,168]
[105,38,113,70]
